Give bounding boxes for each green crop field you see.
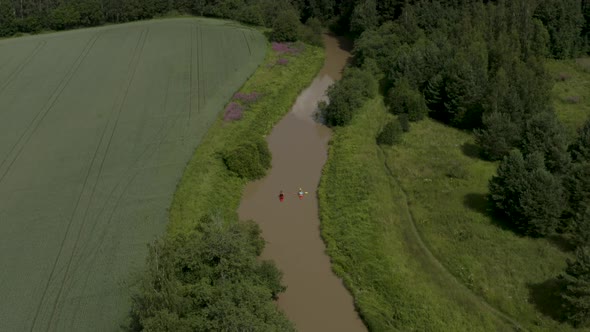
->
[0,18,266,331]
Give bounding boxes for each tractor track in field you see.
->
[0,40,46,97]
[44,28,151,330]
[378,147,526,331]
[198,25,205,110]
[0,35,98,187]
[188,25,194,123]
[242,30,251,56]
[27,31,104,331]
[66,74,180,321]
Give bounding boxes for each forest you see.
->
[2,0,590,330]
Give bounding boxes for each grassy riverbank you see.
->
[319,96,583,331]
[129,40,325,329]
[168,42,324,233]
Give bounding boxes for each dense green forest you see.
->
[3,0,590,329]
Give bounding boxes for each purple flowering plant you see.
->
[223,102,245,121]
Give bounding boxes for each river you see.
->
[237,34,367,332]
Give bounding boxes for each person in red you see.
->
[279,190,285,202]
[298,188,305,200]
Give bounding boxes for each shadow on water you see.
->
[461,142,482,159]
[527,278,568,323]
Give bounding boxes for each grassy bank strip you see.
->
[318,98,510,331]
[168,42,324,234]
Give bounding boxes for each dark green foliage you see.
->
[48,4,81,30]
[223,137,272,180]
[521,111,571,174]
[561,246,590,327]
[350,0,377,35]
[564,162,590,221]
[387,77,428,121]
[570,118,590,162]
[398,113,410,132]
[534,0,585,59]
[321,67,377,126]
[130,217,294,331]
[0,0,16,37]
[572,207,590,248]
[489,150,565,237]
[270,9,301,42]
[376,119,403,146]
[299,17,324,47]
[475,112,521,161]
[237,5,264,26]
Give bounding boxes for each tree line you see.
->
[321,0,590,327]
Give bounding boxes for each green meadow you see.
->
[546,57,590,136]
[0,18,266,331]
[320,81,590,330]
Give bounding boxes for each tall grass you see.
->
[318,58,590,332]
[319,98,514,331]
[168,41,324,235]
[546,57,590,139]
[383,117,578,331]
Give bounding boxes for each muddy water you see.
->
[237,35,366,331]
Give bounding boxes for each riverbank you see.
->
[237,34,366,331]
[167,40,324,235]
[129,37,325,329]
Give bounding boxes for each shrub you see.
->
[398,114,410,132]
[321,67,377,126]
[387,78,428,121]
[377,119,403,146]
[238,4,265,26]
[446,160,469,179]
[489,150,566,236]
[299,17,324,47]
[223,137,272,180]
[270,9,300,42]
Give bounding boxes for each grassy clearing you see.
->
[546,57,590,138]
[320,56,590,332]
[167,42,324,235]
[319,95,590,331]
[319,99,514,331]
[383,117,577,331]
[0,18,267,331]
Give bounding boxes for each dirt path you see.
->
[237,35,366,332]
[378,147,526,331]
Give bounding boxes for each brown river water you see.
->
[237,35,367,331]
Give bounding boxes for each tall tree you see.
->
[570,118,590,162]
[534,0,585,58]
[489,150,565,236]
[0,0,16,36]
[561,246,590,327]
[350,0,377,35]
[521,111,571,174]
